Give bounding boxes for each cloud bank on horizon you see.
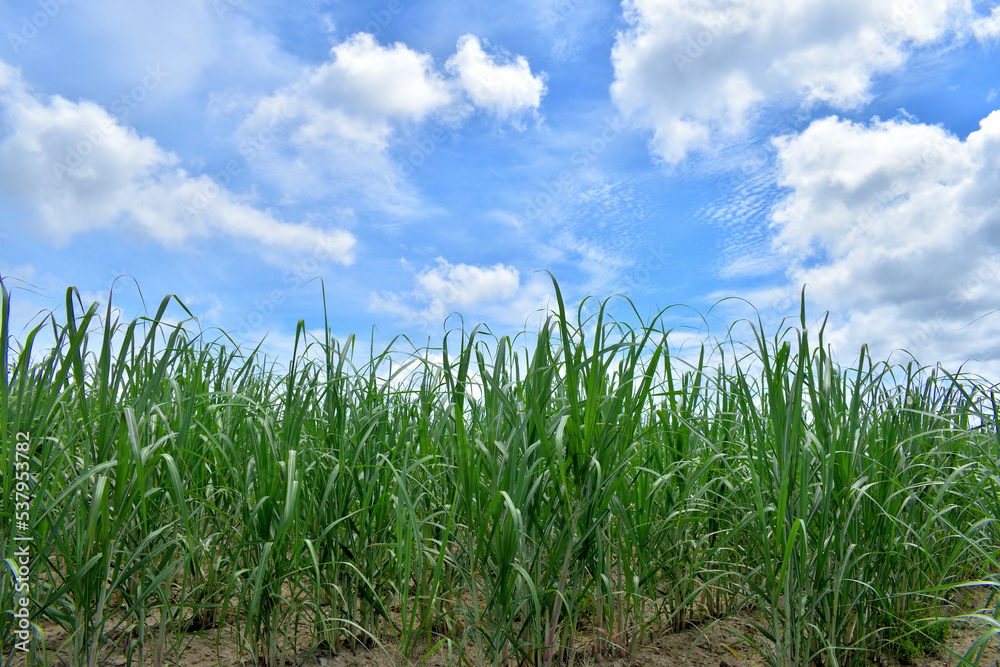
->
[0,0,998,375]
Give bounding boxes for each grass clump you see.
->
[883,617,950,663]
[1,277,998,667]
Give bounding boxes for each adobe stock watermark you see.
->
[673,1,749,73]
[237,108,292,162]
[399,127,457,177]
[359,0,406,37]
[9,431,36,654]
[214,0,405,32]
[181,109,291,219]
[846,137,951,245]
[511,117,627,226]
[398,109,465,178]
[905,251,1000,356]
[544,0,581,24]
[878,0,926,38]
[50,65,169,186]
[702,104,813,197]
[7,0,71,54]
[615,244,669,298]
[232,240,346,340]
[212,0,244,20]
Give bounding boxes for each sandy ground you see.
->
[7,591,999,667]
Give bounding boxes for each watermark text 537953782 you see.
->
[9,431,35,653]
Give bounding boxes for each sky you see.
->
[1,0,999,377]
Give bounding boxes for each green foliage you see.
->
[882,617,949,663]
[1,277,998,667]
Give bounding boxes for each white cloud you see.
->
[611,0,990,163]
[0,60,355,265]
[972,5,1000,39]
[370,258,553,328]
[279,32,453,148]
[232,33,457,207]
[0,60,15,89]
[446,35,547,121]
[752,111,1000,374]
[235,33,546,204]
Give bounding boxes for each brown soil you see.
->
[7,591,998,667]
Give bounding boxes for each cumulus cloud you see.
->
[611,0,992,163]
[255,33,453,151]
[0,60,355,265]
[753,111,1000,374]
[233,33,457,207]
[446,35,547,121]
[235,33,546,203]
[370,258,552,327]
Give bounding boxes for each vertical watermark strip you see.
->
[10,431,34,653]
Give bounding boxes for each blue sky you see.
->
[1,0,999,375]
